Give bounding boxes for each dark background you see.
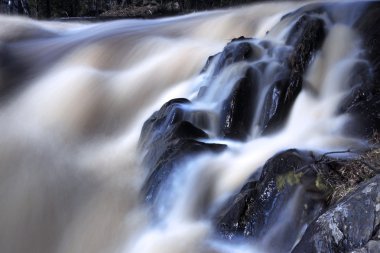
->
[0,0,273,19]
[0,0,274,19]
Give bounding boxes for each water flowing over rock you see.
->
[0,1,380,253]
[139,98,226,209]
[137,1,380,252]
[215,149,330,251]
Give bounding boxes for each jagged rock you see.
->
[292,175,380,253]
[215,149,332,252]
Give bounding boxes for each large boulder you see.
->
[293,175,380,253]
[139,98,226,210]
[214,149,332,252]
[214,148,378,252]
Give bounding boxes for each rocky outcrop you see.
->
[199,15,326,140]
[293,175,380,253]
[339,2,380,141]
[214,150,329,252]
[260,15,326,134]
[139,98,226,208]
[213,148,379,252]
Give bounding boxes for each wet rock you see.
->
[200,15,326,136]
[339,2,380,140]
[199,37,259,99]
[260,15,325,134]
[142,138,225,204]
[139,98,226,206]
[200,53,220,74]
[352,240,380,253]
[210,37,257,76]
[292,175,380,253]
[139,98,190,152]
[142,120,209,171]
[219,68,259,141]
[215,149,332,252]
[259,78,292,134]
[0,43,26,100]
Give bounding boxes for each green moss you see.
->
[276,172,304,190]
[315,175,330,192]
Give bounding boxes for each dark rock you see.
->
[139,98,226,207]
[259,78,291,134]
[210,37,258,77]
[214,149,332,252]
[281,2,369,26]
[139,98,190,152]
[339,2,380,140]
[292,175,380,253]
[142,139,225,205]
[260,15,325,134]
[219,68,259,141]
[142,120,209,172]
[200,53,220,74]
[198,36,261,98]
[0,43,26,100]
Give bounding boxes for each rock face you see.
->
[260,15,325,134]
[139,98,226,208]
[293,175,380,253]
[214,148,379,252]
[219,71,257,141]
[208,37,256,77]
[215,149,331,252]
[200,14,326,139]
[339,2,380,141]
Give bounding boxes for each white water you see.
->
[0,2,368,253]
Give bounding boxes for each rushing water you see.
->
[0,1,374,253]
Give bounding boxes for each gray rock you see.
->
[293,175,380,253]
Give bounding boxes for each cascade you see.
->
[0,1,379,253]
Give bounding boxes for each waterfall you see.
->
[0,1,379,253]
